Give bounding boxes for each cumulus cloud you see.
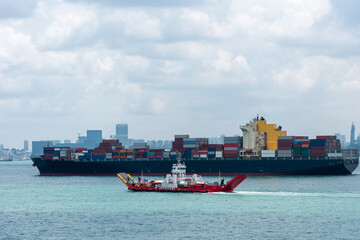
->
[0,0,37,19]
[36,1,98,49]
[0,0,360,147]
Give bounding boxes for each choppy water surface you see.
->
[1,161,359,239]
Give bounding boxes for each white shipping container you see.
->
[183,144,197,148]
[261,150,276,157]
[175,135,190,139]
[278,136,295,140]
[327,153,342,157]
[200,154,207,158]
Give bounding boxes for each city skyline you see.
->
[2,120,360,150]
[1,0,360,148]
[14,120,360,151]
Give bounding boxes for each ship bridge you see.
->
[240,117,287,151]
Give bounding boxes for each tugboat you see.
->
[117,160,247,193]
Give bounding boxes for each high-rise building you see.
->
[350,122,355,148]
[116,124,128,146]
[24,140,29,151]
[340,135,346,148]
[86,130,102,149]
[32,141,53,156]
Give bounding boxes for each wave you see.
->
[213,191,360,198]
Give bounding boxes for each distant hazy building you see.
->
[24,140,29,151]
[335,133,346,149]
[340,135,346,148]
[209,137,222,144]
[163,140,172,149]
[77,136,87,144]
[86,130,102,149]
[116,124,128,147]
[32,141,53,156]
[32,130,103,156]
[350,122,355,148]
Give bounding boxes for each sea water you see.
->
[1,161,359,239]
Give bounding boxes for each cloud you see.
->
[0,26,35,71]
[1,0,360,147]
[36,2,98,49]
[0,0,38,19]
[66,0,208,8]
[269,0,331,37]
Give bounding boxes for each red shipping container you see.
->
[295,136,308,139]
[278,146,293,149]
[43,154,56,160]
[224,150,238,154]
[102,139,119,143]
[316,136,333,140]
[44,147,56,151]
[224,144,238,147]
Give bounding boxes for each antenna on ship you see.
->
[176,152,182,164]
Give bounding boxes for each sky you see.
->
[1,0,360,149]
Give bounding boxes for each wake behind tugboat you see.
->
[117,160,247,193]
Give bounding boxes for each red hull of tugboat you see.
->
[117,174,247,193]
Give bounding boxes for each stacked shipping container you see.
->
[42,134,344,161]
[223,137,241,158]
[277,136,293,158]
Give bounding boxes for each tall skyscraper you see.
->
[24,140,29,151]
[86,130,102,148]
[350,122,355,148]
[116,124,128,146]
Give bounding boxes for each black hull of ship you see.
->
[31,157,358,176]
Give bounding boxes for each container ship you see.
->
[31,118,359,175]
